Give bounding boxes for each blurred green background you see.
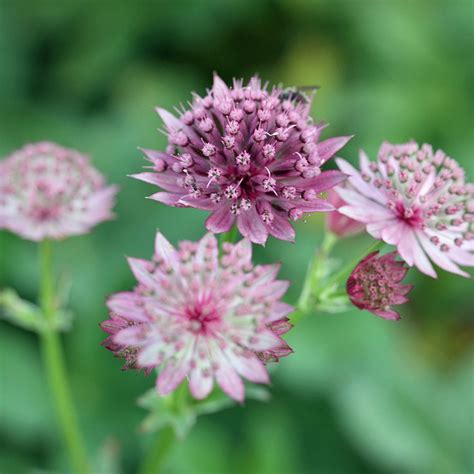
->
[1,0,473,473]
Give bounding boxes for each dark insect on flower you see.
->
[278,86,320,105]
[133,74,351,244]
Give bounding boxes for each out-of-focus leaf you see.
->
[0,288,74,333]
[334,375,466,473]
[0,288,45,332]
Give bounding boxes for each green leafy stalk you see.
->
[138,382,188,474]
[322,239,384,294]
[291,236,385,324]
[38,240,91,474]
[291,232,338,324]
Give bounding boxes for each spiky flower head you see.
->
[101,232,293,402]
[347,251,413,320]
[133,74,351,244]
[325,188,365,238]
[336,141,474,277]
[0,142,118,241]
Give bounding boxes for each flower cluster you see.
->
[102,232,292,401]
[0,141,117,241]
[346,251,413,320]
[336,141,474,277]
[133,74,350,244]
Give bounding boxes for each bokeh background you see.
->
[1,0,473,473]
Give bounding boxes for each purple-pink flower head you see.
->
[0,142,118,241]
[326,188,365,238]
[336,141,474,278]
[133,73,351,244]
[102,232,293,402]
[347,251,413,321]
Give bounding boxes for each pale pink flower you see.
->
[133,74,351,244]
[325,188,365,238]
[0,142,117,241]
[336,141,474,277]
[102,232,293,402]
[347,251,413,320]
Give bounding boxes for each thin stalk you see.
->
[323,239,384,292]
[139,426,176,474]
[291,232,338,324]
[38,240,91,474]
[138,383,187,474]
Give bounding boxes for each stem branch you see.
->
[323,239,384,292]
[291,236,384,324]
[291,232,337,324]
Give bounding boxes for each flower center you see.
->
[184,293,221,334]
[357,262,396,310]
[394,201,424,228]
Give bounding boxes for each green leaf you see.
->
[138,385,271,440]
[138,388,196,440]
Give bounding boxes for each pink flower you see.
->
[102,232,293,402]
[347,251,413,320]
[0,142,118,241]
[325,188,365,238]
[101,314,152,374]
[133,74,351,244]
[336,141,474,278]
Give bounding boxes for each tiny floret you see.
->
[346,251,413,320]
[101,232,293,402]
[336,142,474,277]
[133,74,351,244]
[0,141,118,241]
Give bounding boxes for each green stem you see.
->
[138,382,187,474]
[291,236,385,325]
[323,239,384,292]
[139,426,176,474]
[38,240,91,474]
[291,232,338,324]
[219,225,238,248]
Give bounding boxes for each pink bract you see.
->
[0,141,118,241]
[347,251,413,320]
[326,188,365,238]
[336,141,474,278]
[133,74,351,244]
[101,232,293,402]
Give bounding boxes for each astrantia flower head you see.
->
[336,141,474,277]
[347,251,413,320]
[326,188,365,238]
[133,74,351,244]
[0,142,118,241]
[102,232,293,402]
